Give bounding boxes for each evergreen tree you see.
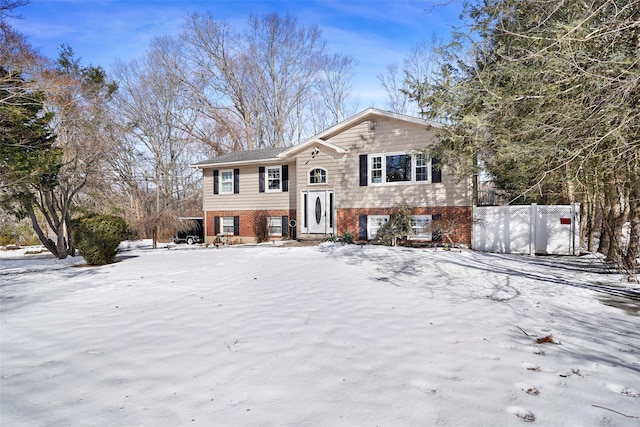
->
[0,68,64,254]
[412,0,639,271]
[0,69,59,190]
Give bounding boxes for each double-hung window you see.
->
[410,215,432,240]
[268,217,283,236]
[267,166,281,191]
[220,170,233,194]
[371,156,383,183]
[367,215,389,240]
[221,217,234,234]
[415,154,429,182]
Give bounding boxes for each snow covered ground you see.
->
[1,241,639,426]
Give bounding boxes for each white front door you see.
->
[306,190,334,234]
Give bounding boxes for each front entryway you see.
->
[302,190,334,235]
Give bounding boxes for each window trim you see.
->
[410,215,433,241]
[367,215,389,240]
[266,166,282,192]
[220,217,235,235]
[268,216,283,236]
[219,169,234,194]
[414,153,430,182]
[308,167,327,185]
[368,152,432,185]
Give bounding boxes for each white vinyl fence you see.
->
[473,203,581,255]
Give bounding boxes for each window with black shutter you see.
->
[233,169,240,194]
[282,165,289,192]
[358,215,368,240]
[258,167,265,193]
[282,216,289,238]
[359,155,368,186]
[431,158,442,183]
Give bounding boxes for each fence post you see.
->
[530,203,537,256]
[572,202,581,255]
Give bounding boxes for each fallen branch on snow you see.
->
[592,404,639,419]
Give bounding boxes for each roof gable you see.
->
[278,108,442,158]
[191,108,442,168]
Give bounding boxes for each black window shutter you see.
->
[282,165,289,192]
[213,170,219,194]
[359,155,368,186]
[358,215,368,240]
[282,216,289,238]
[233,216,240,235]
[233,169,240,194]
[432,214,442,242]
[329,193,334,228]
[214,216,220,235]
[431,157,442,183]
[259,167,265,193]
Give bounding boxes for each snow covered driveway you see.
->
[1,243,639,426]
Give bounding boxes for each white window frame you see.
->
[371,156,383,184]
[266,166,281,192]
[367,215,389,240]
[368,152,431,185]
[268,217,282,236]
[414,154,430,182]
[220,169,234,194]
[220,217,234,235]
[410,215,432,240]
[308,167,327,185]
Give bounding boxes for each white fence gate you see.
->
[473,203,580,255]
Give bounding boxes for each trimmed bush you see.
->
[325,231,355,245]
[72,214,127,265]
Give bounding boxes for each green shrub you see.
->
[339,231,355,244]
[324,233,338,243]
[72,214,127,265]
[325,231,355,245]
[373,206,413,246]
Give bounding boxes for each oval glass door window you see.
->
[315,197,322,224]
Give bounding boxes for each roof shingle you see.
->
[192,146,289,167]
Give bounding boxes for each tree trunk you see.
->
[27,205,58,257]
[152,226,158,249]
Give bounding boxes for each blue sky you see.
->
[8,0,464,107]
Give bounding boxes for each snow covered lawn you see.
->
[1,242,639,426]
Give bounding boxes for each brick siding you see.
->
[206,209,296,238]
[337,206,472,245]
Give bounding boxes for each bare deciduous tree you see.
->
[316,53,360,127]
[111,37,204,248]
[378,63,410,114]
[177,12,355,151]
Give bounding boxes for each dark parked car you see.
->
[172,217,204,245]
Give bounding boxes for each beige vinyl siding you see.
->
[325,117,472,208]
[202,162,296,212]
[294,148,343,189]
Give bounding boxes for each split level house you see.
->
[192,108,473,245]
